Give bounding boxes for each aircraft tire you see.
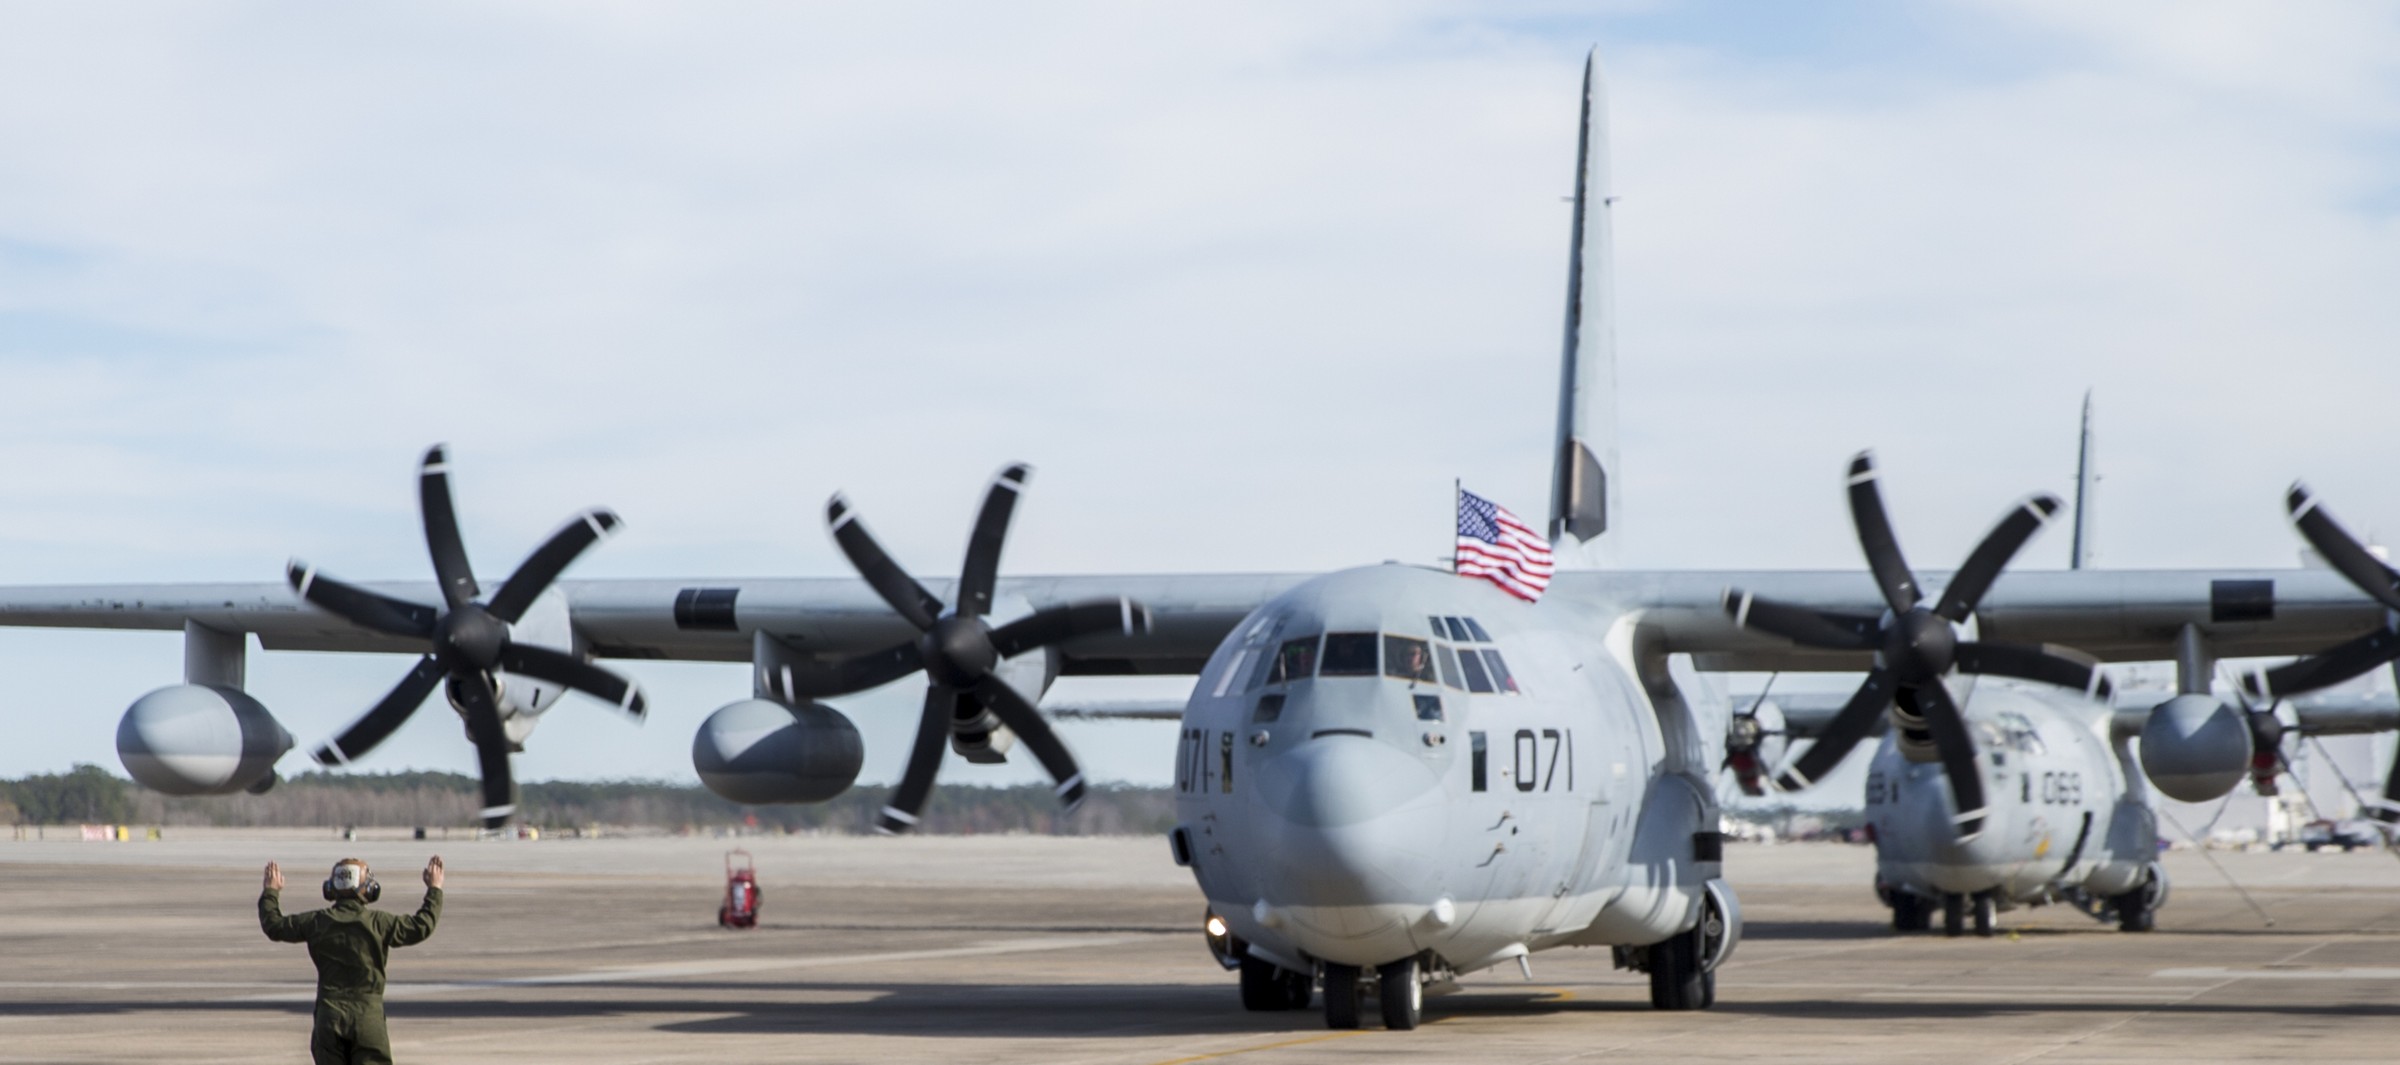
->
[1942,893,1966,938]
[2115,887,2157,933]
[1647,926,1708,1011]
[1240,957,1294,1011]
[1973,892,1996,938]
[1279,966,1313,1009]
[1891,893,1931,932]
[1323,964,1362,1030]
[1377,957,1422,1030]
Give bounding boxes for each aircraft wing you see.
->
[0,573,1307,676]
[1610,567,2382,673]
[0,566,2381,681]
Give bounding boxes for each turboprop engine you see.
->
[693,699,865,805]
[116,684,294,795]
[2138,693,2252,802]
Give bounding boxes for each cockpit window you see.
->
[1434,644,1462,689]
[1413,693,1444,722]
[1481,649,1518,693]
[1456,648,1495,693]
[1268,636,1318,684]
[1210,647,1253,698]
[1427,616,1447,640]
[1443,616,1472,642]
[1253,693,1286,723]
[1462,617,1493,643]
[1319,632,1380,676]
[1384,636,1435,683]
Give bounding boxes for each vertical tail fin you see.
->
[2071,390,2096,569]
[1549,48,1620,566]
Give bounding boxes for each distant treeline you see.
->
[1,765,1177,836]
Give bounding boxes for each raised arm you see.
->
[386,856,444,948]
[257,861,312,943]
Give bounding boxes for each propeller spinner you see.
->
[1723,452,2113,841]
[766,464,1152,834]
[288,445,647,830]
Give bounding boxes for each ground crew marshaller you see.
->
[260,855,444,1065]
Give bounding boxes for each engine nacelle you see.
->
[693,699,864,805]
[2138,694,2251,802]
[116,684,293,796]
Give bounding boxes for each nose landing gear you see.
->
[1317,956,1429,1030]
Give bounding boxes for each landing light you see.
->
[1205,914,1229,939]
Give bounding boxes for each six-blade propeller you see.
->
[287,445,647,830]
[764,464,1152,834]
[1723,453,2113,841]
[2242,484,2400,824]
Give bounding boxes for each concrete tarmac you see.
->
[2,831,2397,1063]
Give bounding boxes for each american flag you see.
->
[1455,488,1554,602]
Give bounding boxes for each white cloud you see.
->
[0,3,2394,790]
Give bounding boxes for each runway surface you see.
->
[3,831,2397,1063]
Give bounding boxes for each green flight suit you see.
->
[260,885,442,1065]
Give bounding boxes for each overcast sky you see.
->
[1,2,2396,793]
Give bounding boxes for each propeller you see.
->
[2240,484,2400,824]
[765,464,1152,834]
[1722,452,2113,841]
[1723,676,1788,798]
[288,445,647,830]
[2218,666,2289,797]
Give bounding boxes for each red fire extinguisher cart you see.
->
[718,848,760,929]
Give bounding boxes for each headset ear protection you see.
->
[323,859,381,903]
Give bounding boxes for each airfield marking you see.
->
[2153,966,2400,980]
[1143,1030,1372,1064]
[224,933,1155,1002]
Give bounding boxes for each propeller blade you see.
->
[988,597,1153,658]
[875,685,956,835]
[493,643,646,719]
[418,445,480,610]
[958,464,1030,619]
[767,640,926,700]
[970,674,1087,812]
[827,495,942,630]
[1934,495,2062,621]
[1846,452,1921,615]
[287,562,439,638]
[1915,683,1988,841]
[1721,589,1879,651]
[450,672,517,829]
[1953,641,2113,701]
[2289,483,2400,613]
[313,656,445,766]
[1774,669,1898,791]
[2244,628,2400,700]
[485,509,622,624]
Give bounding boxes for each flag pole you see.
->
[1450,478,1461,573]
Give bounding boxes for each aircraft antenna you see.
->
[2155,804,2275,927]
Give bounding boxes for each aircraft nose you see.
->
[1253,734,1443,906]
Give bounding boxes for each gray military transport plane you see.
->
[1721,407,2400,939]
[8,48,2400,1032]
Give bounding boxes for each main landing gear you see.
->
[2110,863,2167,933]
[1646,916,1716,1010]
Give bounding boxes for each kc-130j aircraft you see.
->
[10,49,2400,1031]
[1722,406,2400,940]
